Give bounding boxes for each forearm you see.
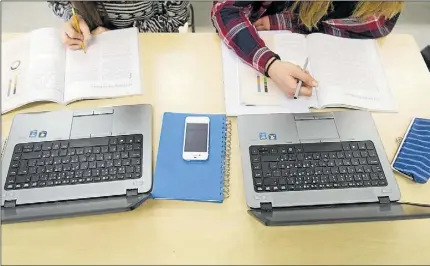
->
[211,1,277,74]
[321,13,401,39]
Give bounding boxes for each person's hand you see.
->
[62,15,91,50]
[267,59,318,97]
[254,16,270,31]
[91,26,110,36]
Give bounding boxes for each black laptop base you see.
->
[249,200,430,226]
[1,192,151,224]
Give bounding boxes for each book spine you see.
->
[221,118,232,199]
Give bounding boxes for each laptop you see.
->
[237,110,430,226]
[1,104,153,223]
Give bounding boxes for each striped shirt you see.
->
[211,1,401,75]
[48,1,190,33]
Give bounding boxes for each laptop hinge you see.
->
[126,189,139,197]
[260,202,272,212]
[378,196,390,204]
[4,200,16,208]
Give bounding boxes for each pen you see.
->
[293,57,309,99]
[72,7,86,53]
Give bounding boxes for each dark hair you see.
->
[71,1,110,30]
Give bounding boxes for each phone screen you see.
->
[184,123,209,152]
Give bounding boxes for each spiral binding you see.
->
[1,138,8,160]
[221,118,232,199]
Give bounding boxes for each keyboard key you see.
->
[52,142,61,150]
[42,143,52,151]
[68,149,76,156]
[76,148,84,155]
[59,149,68,156]
[367,158,379,165]
[134,135,143,143]
[117,145,125,152]
[118,167,126,174]
[130,151,140,158]
[109,146,117,152]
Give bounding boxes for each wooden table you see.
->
[2,33,430,265]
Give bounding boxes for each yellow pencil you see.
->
[72,7,86,53]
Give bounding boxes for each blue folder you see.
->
[392,117,430,184]
[152,112,230,202]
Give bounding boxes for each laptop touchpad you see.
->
[70,114,113,138]
[296,120,339,140]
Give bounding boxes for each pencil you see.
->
[293,57,309,99]
[72,7,86,53]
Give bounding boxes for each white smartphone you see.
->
[182,116,210,161]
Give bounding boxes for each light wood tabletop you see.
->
[2,32,430,265]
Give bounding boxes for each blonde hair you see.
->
[290,1,404,30]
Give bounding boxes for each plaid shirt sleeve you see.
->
[321,14,401,38]
[268,11,401,38]
[211,1,277,74]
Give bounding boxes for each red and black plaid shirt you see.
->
[211,1,401,74]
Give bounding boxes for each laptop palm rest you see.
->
[70,113,113,138]
[296,120,340,140]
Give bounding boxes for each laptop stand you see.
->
[249,197,430,226]
[1,190,151,224]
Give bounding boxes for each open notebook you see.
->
[1,27,142,114]
[238,32,397,113]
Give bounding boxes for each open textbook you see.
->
[223,31,397,115]
[1,27,142,114]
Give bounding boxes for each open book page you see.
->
[238,32,318,111]
[63,27,142,103]
[1,28,65,114]
[307,33,396,111]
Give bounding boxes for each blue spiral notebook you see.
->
[152,112,231,202]
[392,117,430,184]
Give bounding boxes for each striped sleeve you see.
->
[47,1,73,21]
[321,13,401,39]
[135,1,190,33]
[211,1,277,74]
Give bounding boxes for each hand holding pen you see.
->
[62,8,91,51]
[266,57,317,98]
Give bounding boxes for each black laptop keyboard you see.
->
[249,141,388,193]
[4,134,143,191]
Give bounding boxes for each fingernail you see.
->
[312,81,318,87]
